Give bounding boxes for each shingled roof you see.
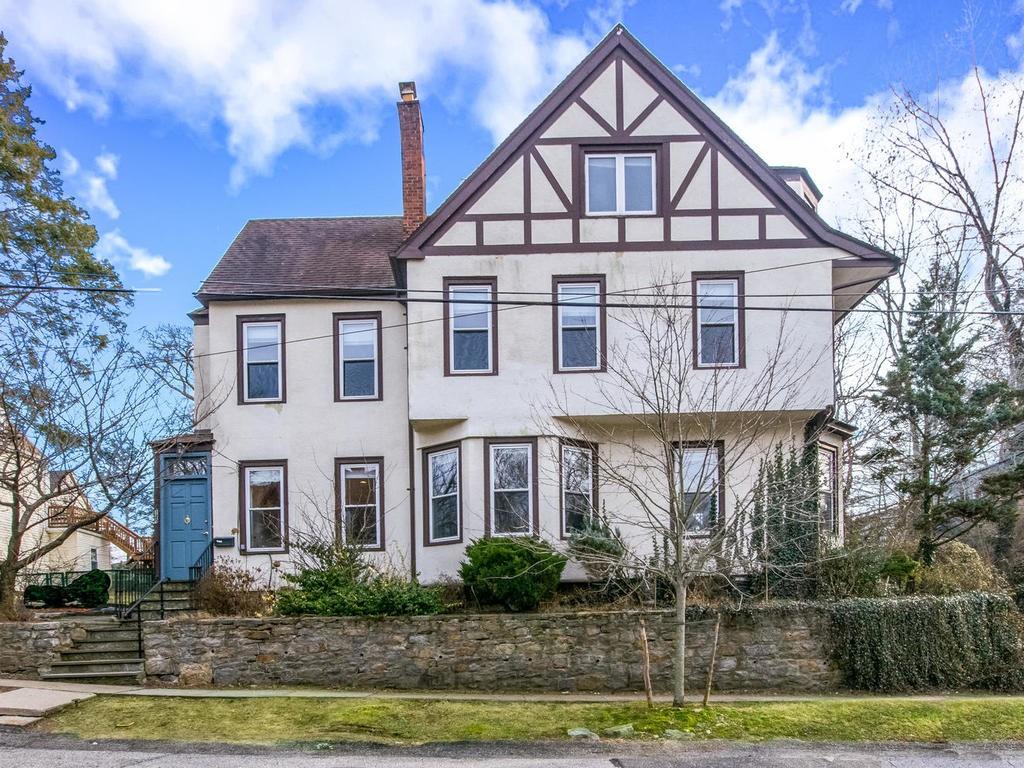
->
[197,216,405,301]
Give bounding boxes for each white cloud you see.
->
[60,149,121,219]
[0,0,608,188]
[95,230,171,277]
[839,0,864,13]
[95,151,119,178]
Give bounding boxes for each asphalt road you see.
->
[3,731,1024,767]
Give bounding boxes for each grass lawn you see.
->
[41,695,1024,746]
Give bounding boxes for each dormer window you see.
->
[585,152,656,215]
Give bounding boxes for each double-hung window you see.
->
[242,462,286,552]
[585,152,656,215]
[487,441,535,536]
[818,445,839,536]
[561,442,596,536]
[335,313,381,400]
[555,278,604,371]
[239,316,284,402]
[445,278,496,374]
[338,459,382,549]
[426,445,461,544]
[675,444,722,533]
[694,274,743,368]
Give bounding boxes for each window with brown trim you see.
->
[237,315,286,403]
[424,444,461,544]
[673,442,724,534]
[334,312,382,401]
[239,460,287,553]
[485,440,537,536]
[585,152,656,215]
[692,272,745,368]
[818,444,839,536]
[553,276,606,372]
[443,277,498,375]
[336,457,384,550]
[560,440,598,537]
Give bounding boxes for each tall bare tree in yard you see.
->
[0,36,164,617]
[863,44,1024,384]
[545,281,826,706]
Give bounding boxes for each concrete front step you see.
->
[50,658,144,675]
[39,669,144,684]
[81,627,140,643]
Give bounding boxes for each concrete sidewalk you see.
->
[0,677,999,704]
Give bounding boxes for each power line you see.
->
[0,282,151,295]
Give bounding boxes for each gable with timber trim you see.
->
[405,29,831,257]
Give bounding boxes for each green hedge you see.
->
[829,593,1024,692]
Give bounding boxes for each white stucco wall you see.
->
[196,298,412,575]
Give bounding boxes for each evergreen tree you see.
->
[872,258,1024,564]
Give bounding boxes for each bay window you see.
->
[425,445,461,544]
[486,440,536,536]
[561,441,597,536]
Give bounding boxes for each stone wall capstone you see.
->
[0,620,88,678]
[142,606,841,692]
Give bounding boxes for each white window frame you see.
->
[818,444,839,536]
[489,443,534,537]
[244,465,285,553]
[556,281,601,372]
[674,445,722,535]
[338,318,379,400]
[561,443,595,536]
[242,320,283,402]
[584,152,657,216]
[695,279,740,369]
[339,462,382,549]
[427,447,461,544]
[448,284,494,374]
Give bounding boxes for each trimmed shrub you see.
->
[829,592,1024,692]
[276,571,443,617]
[23,584,66,608]
[460,537,567,612]
[66,570,111,608]
[814,545,887,599]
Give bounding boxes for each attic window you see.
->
[585,152,655,215]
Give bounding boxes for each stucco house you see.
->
[156,27,895,584]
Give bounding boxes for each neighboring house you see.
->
[157,27,896,583]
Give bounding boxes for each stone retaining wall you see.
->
[0,619,90,678]
[143,606,840,692]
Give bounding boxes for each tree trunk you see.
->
[638,615,654,709]
[672,578,688,707]
[0,563,21,621]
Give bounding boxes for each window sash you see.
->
[676,446,720,533]
[339,463,381,548]
[245,466,285,551]
[338,319,379,399]
[449,285,493,373]
[242,321,282,401]
[696,279,739,367]
[428,448,460,542]
[490,444,533,536]
[562,444,594,534]
[818,446,838,535]
[584,153,656,215]
[557,282,601,371]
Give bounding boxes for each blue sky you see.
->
[2,0,1022,331]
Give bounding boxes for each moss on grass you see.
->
[43,695,1024,746]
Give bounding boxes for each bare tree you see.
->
[0,337,165,618]
[542,281,828,706]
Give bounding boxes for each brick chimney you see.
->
[397,81,425,237]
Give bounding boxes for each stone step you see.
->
[60,647,142,662]
[39,670,143,685]
[67,640,141,655]
[50,658,144,675]
[82,627,140,643]
[140,591,192,603]
[160,581,195,592]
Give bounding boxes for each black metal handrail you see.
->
[110,568,158,617]
[118,574,164,620]
[188,541,214,584]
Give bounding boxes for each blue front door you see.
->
[160,454,211,581]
